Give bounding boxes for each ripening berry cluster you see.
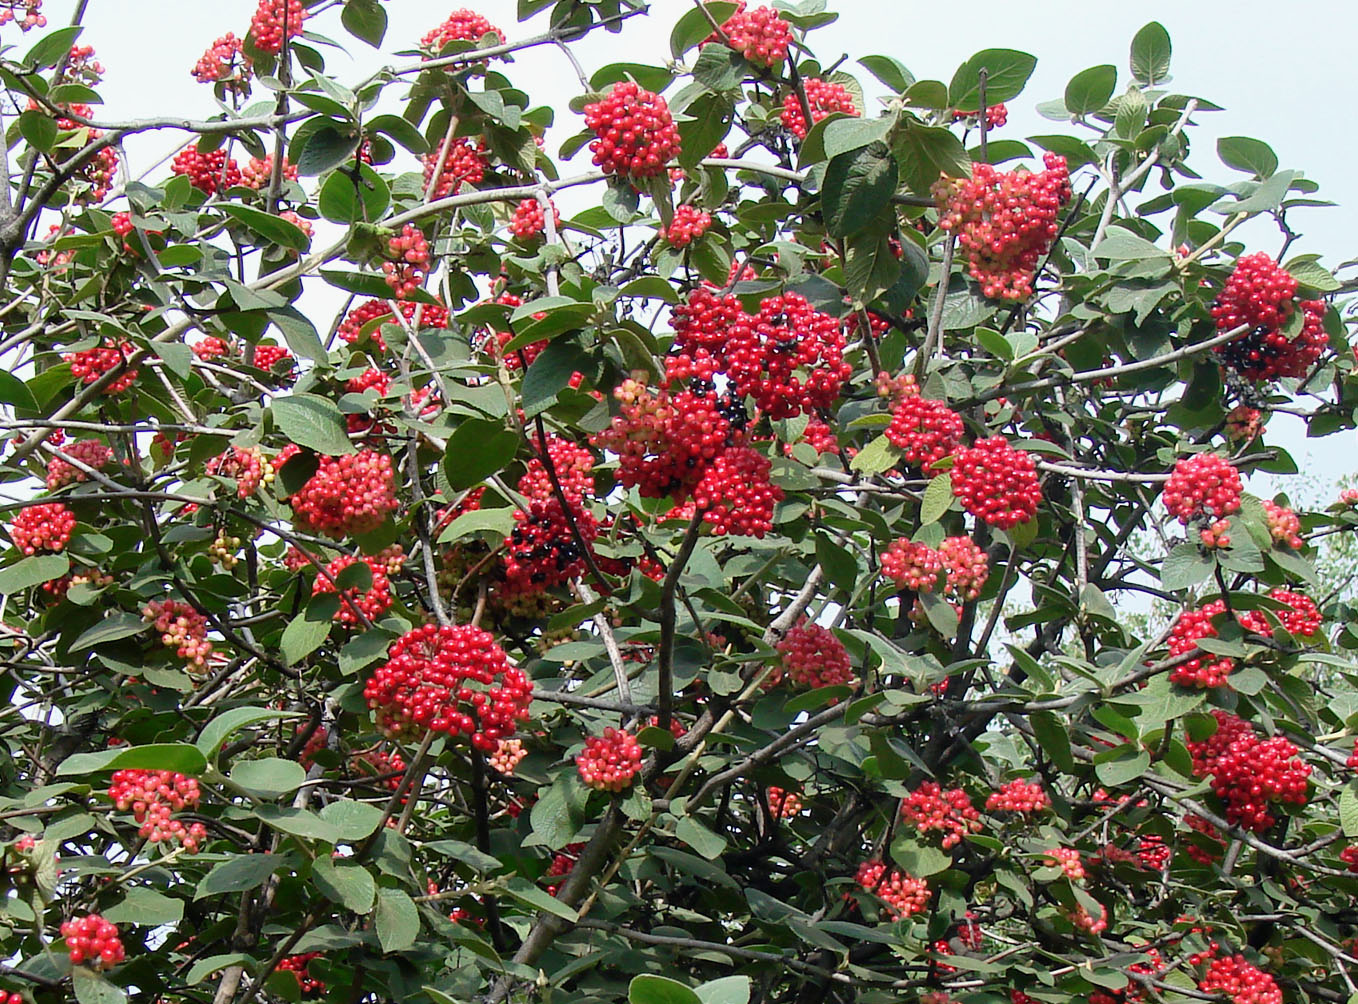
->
[107,769,207,851]
[422,137,489,199]
[769,620,854,691]
[504,495,599,595]
[352,747,407,791]
[1198,955,1282,1004]
[278,953,325,996]
[517,436,596,501]
[509,198,560,240]
[663,204,712,248]
[383,224,430,299]
[543,842,584,895]
[1187,710,1310,831]
[766,786,803,819]
[278,210,312,242]
[60,915,123,970]
[489,738,526,775]
[339,299,450,353]
[312,554,393,625]
[584,81,682,180]
[985,778,1050,813]
[950,437,1043,530]
[240,154,297,190]
[47,434,113,491]
[249,0,306,54]
[1225,405,1263,442]
[854,860,930,920]
[1043,847,1085,880]
[254,344,294,382]
[191,32,251,92]
[576,727,643,791]
[143,598,214,668]
[288,450,400,539]
[934,152,1072,300]
[1068,903,1107,935]
[421,9,504,53]
[10,502,75,555]
[688,445,783,537]
[364,623,532,749]
[885,394,965,474]
[900,781,981,848]
[63,44,103,84]
[1163,453,1242,524]
[953,104,1008,128]
[1167,588,1320,689]
[65,340,138,393]
[206,446,274,499]
[171,146,241,195]
[704,2,792,67]
[780,78,858,139]
[0,1,45,31]
[1262,500,1302,549]
[1212,253,1328,381]
[881,539,943,592]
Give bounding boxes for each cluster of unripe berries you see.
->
[1197,955,1282,1004]
[382,224,430,299]
[171,146,241,195]
[985,778,1050,812]
[950,437,1044,530]
[422,137,489,199]
[854,860,929,920]
[489,738,526,775]
[576,727,643,791]
[765,786,802,819]
[420,9,504,53]
[9,502,75,555]
[239,154,297,190]
[339,299,450,353]
[288,449,399,539]
[249,0,306,54]
[1043,847,1085,880]
[662,204,712,248]
[312,554,393,626]
[108,769,207,851]
[584,81,682,180]
[509,198,560,240]
[767,620,854,691]
[900,781,981,848]
[781,78,858,139]
[65,340,138,393]
[881,536,989,602]
[143,598,214,669]
[206,446,274,499]
[934,152,1072,300]
[1164,453,1242,526]
[364,623,533,750]
[191,32,251,92]
[1212,253,1327,381]
[1261,500,1302,549]
[0,0,45,31]
[703,3,792,67]
[1187,710,1310,831]
[60,914,124,969]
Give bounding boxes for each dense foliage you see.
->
[1,3,1357,1004]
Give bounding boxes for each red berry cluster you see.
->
[1225,405,1263,442]
[338,299,449,353]
[938,536,990,600]
[45,439,112,489]
[382,224,430,299]
[143,598,214,668]
[766,786,803,819]
[543,842,585,895]
[352,747,408,791]
[1211,253,1328,381]
[252,344,295,384]
[421,137,489,199]
[934,153,1072,300]
[278,210,313,243]
[509,198,560,240]
[583,81,682,180]
[952,104,1008,128]
[278,953,325,996]
[1198,956,1281,1004]
[10,503,75,555]
[1182,813,1225,864]
[950,437,1043,530]
[65,340,138,393]
[985,778,1050,813]
[60,915,124,970]
[1187,710,1310,831]
[1167,589,1320,689]
[364,623,532,750]
[239,154,297,190]
[771,620,854,690]
[421,9,505,53]
[1136,835,1171,871]
[0,1,44,31]
[900,781,981,848]
[504,495,599,594]
[854,860,929,919]
[1068,902,1107,935]
[489,738,526,775]
[780,78,858,139]
[206,446,274,499]
[108,769,207,851]
[191,32,251,92]
[705,3,792,67]
[1261,500,1302,549]
[1043,846,1085,880]
[312,554,393,626]
[576,727,643,791]
[881,539,944,592]
[680,445,780,537]
[518,436,595,501]
[662,204,712,248]
[288,450,400,539]
[171,146,241,195]
[885,394,965,474]
[1163,453,1242,524]
[249,0,306,54]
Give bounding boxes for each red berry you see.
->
[780,78,858,139]
[1163,453,1242,524]
[249,0,306,54]
[9,503,75,555]
[338,299,450,354]
[287,449,400,539]
[420,9,504,53]
[769,620,854,691]
[576,727,643,791]
[884,395,964,474]
[985,778,1050,813]
[60,914,124,970]
[662,204,712,248]
[583,81,682,180]
[950,437,1043,530]
[901,781,980,848]
[171,146,241,195]
[1212,253,1327,381]
[854,860,929,919]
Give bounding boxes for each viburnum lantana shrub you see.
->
[3,3,1358,1004]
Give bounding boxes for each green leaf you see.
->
[1031,711,1075,772]
[1217,137,1277,180]
[312,855,376,914]
[103,887,184,927]
[297,124,361,176]
[1212,169,1295,215]
[1108,675,1205,726]
[59,743,206,777]
[280,593,336,665]
[319,799,386,841]
[1340,784,1358,839]
[1130,22,1172,86]
[1160,542,1214,591]
[69,611,146,651]
[367,114,428,155]
[341,0,387,47]
[630,975,703,1004]
[919,474,954,525]
[503,876,578,922]
[670,2,739,59]
[1093,226,1169,262]
[318,164,390,224]
[843,229,902,304]
[269,307,328,365]
[272,394,355,456]
[895,121,971,194]
[1285,257,1342,294]
[230,757,307,799]
[823,117,893,160]
[375,888,421,953]
[254,805,340,842]
[602,179,640,223]
[676,816,726,859]
[522,341,593,419]
[530,772,589,850]
[23,26,82,71]
[889,837,952,876]
[850,434,898,475]
[0,368,40,413]
[18,109,58,153]
[1064,65,1117,117]
[948,49,1038,110]
[197,706,302,757]
[1093,744,1150,787]
[186,954,252,986]
[436,506,516,544]
[72,967,126,1004]
[918,592,959,639]
[0,554,68,594]
[196,852,293,898]
[691,45,745,93]
[442,419,519,490]
[220,204,309,250]
[857,56,914,94]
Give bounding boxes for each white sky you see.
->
[21,0,1358,491]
